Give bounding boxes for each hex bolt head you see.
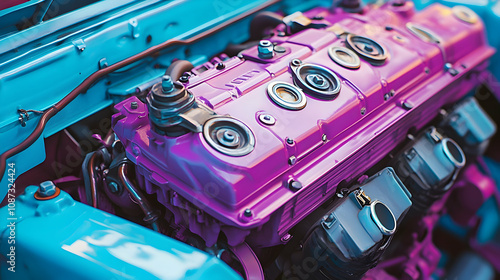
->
[288,155,297,165]
[289,180,303,191]
[258,40,274,59]
[162,75,174,92]
[244,209,253,217]
[179,74,190,83]
[39,181,56,197]
[131,102,138,109]
[322,134,327,142]
[286,138,294,145]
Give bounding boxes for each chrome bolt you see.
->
[288,155,297,165]
[244,209,253,217]
[162,75,174,92]
[258,40,274,59]
[131,102,138,109]
[259,114,276,125]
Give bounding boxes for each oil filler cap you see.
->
[290,61,341,100]
[203,117,255,156]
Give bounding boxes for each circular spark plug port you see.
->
[328,46,361,69]
[267,82,307,110]
[346,35,388,65]
[203,117,255,156]
[293,64,341,99]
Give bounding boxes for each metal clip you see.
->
[428,127,443,143]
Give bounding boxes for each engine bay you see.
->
[1,0,500,279]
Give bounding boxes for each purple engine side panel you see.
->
[112,3,494,246]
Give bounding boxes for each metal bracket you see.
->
[129,18,140,39]
[72,39,86,52]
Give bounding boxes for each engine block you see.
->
[113,2,493,247]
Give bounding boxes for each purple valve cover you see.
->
[112,3,494,246]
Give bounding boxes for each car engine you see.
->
[1,0,500,279]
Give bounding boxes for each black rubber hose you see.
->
[165,60,194,81]
[249,11,284,40]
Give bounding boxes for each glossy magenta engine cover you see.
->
[112,3,494,246]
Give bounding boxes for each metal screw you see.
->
[322,134,327,142]
[258,40,274,59]
[384,93,390,101]
[361,107,366,115]
[288,155,297,165]
[131,102,138,109]
[259,114,276,125]
[216,62,225,70]
[179,74,189,83]
[108,181,119,193]
[402,101,413,110]
[390,89,395,96]
[289,180,302,191]
[244,209,253,217]
[286,138,294,145]
[277,31,286,37]
[162,75,174,92]
[444,63,458,76]
[39,181,56,197]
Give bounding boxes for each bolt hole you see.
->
[146,35,152,44]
